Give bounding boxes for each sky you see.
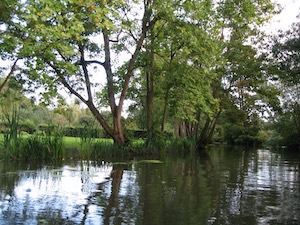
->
[267,0,300,33]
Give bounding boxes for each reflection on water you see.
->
[0,161,112,224]
[0,148,299,225]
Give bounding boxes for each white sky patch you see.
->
[263,0,300,34]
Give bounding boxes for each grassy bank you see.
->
[0,132,195,161]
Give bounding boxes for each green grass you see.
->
[0,134,114,150]
[1,128,192,161]
[0,133,148,160]
[64,136,114,147]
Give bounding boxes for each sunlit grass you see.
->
[0,134,114,150]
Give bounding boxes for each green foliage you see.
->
[165,138,197,157]
[221,101,264,146]
[267,20,300,149]
[272,22,300,86]
[20,119,36,134]
[267,107,300,149]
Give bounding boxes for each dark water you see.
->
[0,147,299,225]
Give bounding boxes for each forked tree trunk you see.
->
[113,112,126,144]
[55,3,158,145]
[197,110,221,149]
[87,102,126,144]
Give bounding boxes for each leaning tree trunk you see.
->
[0,59,19,93]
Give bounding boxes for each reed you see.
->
[1,107,21,159]
[20,127,64,160]
[79,125,99,159]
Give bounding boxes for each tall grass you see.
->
[1,124,189,160]
[1,107,21,159]
[0,121,64,160]
[20,129,64,160]
[79,125,96,159]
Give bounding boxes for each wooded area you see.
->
[0,0,299,156]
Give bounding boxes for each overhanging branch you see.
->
[46,60,88,104]
[84,60,106,67]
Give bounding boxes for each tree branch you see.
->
[103,29,117,115]
[79,44,93,102]
[84,60,106,67]
[46,61,88,104]
[0,58,19,92]
[118,14,160,115]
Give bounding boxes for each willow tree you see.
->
[0,0,164,144]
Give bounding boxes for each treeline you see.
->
[0,122,149,139]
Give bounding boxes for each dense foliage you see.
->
[267,21,300,149]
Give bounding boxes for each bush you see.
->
[61,126,103,138]
[20,119,36,134]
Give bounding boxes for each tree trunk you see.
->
[195,111,201,139]
[100,8,157,144]
[161,89,169,132]
[197,117,211,149]
[87,102,125,144]
[146,50,154,143]
[197,110,221,149]
[174,121,180,139]
[207,110,221,142]
[113,110,126,144]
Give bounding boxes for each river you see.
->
[0,146,299,225]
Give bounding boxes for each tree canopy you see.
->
[0,0,284,149]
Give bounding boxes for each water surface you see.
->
[0,147,299,225]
